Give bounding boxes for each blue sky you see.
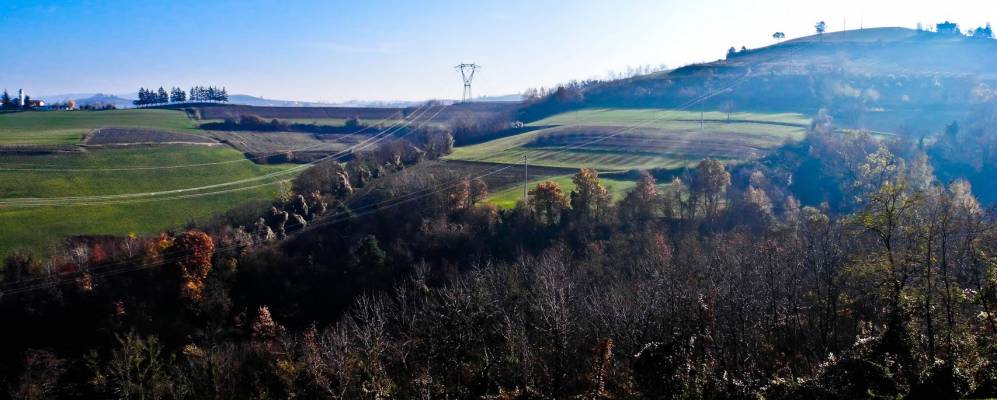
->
[1,0,995,102]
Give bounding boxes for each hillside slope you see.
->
[566,28,997,133]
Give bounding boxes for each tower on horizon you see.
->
[454,63,480,103]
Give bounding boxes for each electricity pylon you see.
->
[455,63,480,103]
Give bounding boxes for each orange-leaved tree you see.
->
[529,180,571,226]
[170,230,215,301]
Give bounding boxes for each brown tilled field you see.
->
[204,131,368,164]
[411,160,575,191]
[84,128,217,146]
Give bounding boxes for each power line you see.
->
[454,63,480,103]
[0,106,459,293]
[523,155,529,204]
[0,75,751,296]
[0,111,405,172]
[0,104,444,207]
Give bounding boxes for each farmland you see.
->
[447,108,808,170]
[0,105,457,256]
[0,146,294,255]
[486,172,639,209]
[0,109,305,255]
[0,109,200,145]
[192,101,518,122]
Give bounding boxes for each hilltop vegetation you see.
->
[521,27,997,134]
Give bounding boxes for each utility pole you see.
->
[700,91,706,133]
[454,63,481,103]
[523,155,529,204]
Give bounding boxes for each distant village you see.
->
[1,84,230,112]
[1,89,56,111]
[0,88,105,111]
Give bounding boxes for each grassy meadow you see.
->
[448,108,808,170]
[0,109,300,256]
[486,172,638,209]
[0,109,201,145]
[0,146,293,255]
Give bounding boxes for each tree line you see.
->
[134,85,228,106]
[0,90,32,111]
[2,108,997,398]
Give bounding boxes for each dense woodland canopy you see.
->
[1,100,997,399]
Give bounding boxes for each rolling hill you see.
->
[446,28,997,196]
[0,109,297,255]
[447,108,808,171]
[559,27,997,133]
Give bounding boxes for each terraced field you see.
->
[448,108,808,170]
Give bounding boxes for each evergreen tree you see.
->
[134,88,146,106]
[170,87,186,102]
[1,90,12,110]
[157,87,168,103]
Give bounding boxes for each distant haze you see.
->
[1,0,995,102]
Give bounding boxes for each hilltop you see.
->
[559,27,997,132]
[717,27,997,77]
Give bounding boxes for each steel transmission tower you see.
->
[455,63,480,103]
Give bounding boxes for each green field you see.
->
[448,108,808,170]
[0,109,201,145]
[0,146,293,255]
[486,173,638,209]
[0,108,299,256]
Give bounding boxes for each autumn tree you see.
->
[470,177,488,205]
[618,172,660,228]
[689,159,731,219]
[88,333,169,399]
[169,230,216,301]
[529,181,571,226]
[569,168,611,224]
[449,176,472,211]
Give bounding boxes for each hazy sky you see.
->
[1,0,995,102]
